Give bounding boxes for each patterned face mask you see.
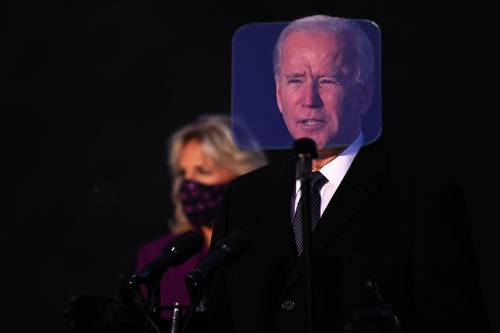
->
[178,179,227,228]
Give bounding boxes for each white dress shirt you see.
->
[292,132,364,217]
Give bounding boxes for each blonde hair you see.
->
[168,114,267,233]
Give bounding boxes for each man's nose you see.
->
[301,81,322,108]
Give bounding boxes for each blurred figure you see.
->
[135,114,266,318]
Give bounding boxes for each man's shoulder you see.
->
[362,140,459,191]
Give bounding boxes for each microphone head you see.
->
[293,138,318,159]
[185,230,250,291]
[162,230,203,267]
[216,229,250,256]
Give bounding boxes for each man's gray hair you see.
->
[273,15,375,85]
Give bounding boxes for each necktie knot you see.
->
[309,172,328,194]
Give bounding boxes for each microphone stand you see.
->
[170,302,182,333]
[147,279,162,316]
[294,138,318,333]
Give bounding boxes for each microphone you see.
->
[366,278,388,306]
[129,230,203,287]
[344,278,402,333]
[185,230,250,287]
[293,137,318,159]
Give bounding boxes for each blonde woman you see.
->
[135,114,266,317]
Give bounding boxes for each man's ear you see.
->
[275,76,284,114]
[360,78,374,115]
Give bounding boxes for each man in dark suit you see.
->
[205,15,488,333]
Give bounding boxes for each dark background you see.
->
[5,2,499,332]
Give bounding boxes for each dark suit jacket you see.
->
[204,143,488,333]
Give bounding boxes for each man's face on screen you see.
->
[275,31,369,149]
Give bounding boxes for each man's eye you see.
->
[320,78,342,85]
[287,78,302,84]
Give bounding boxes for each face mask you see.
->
[178,180,227,228]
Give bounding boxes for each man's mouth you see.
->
[295,119,328,135]
[298,119,326,126]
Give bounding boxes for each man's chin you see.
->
[306,135,350,151]
[289,135,347,159]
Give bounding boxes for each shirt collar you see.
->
[295,132,364,194]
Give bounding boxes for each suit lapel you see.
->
[281,145,387,296]
[255,158,298,270]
